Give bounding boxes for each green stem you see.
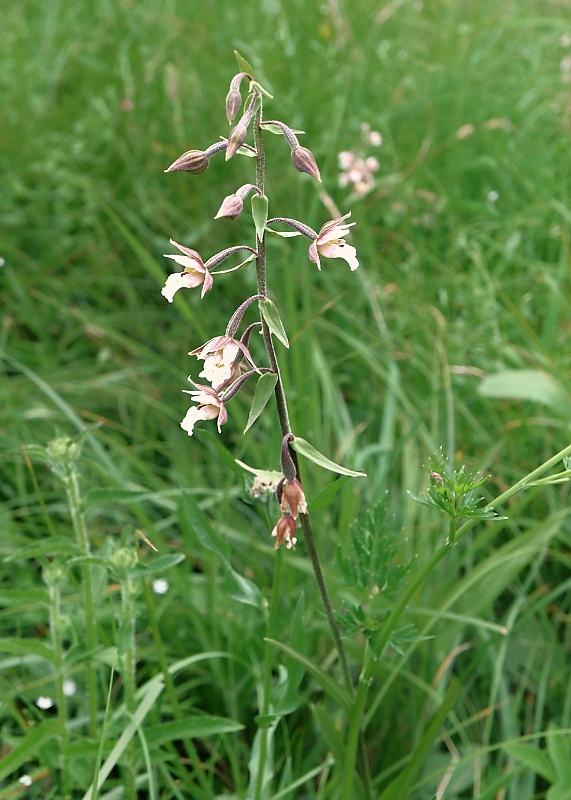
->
[252,109,373,799]
[65,467,98,739]
[342,660,372,800]
[254,549,283,800]
[120,578,137,800]
[49,582,71,798]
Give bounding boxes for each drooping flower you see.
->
[309,213,359,271]
[277,477,308,519]
[271,514,298,550]
[162,240,213,301]
[190,335,253,390]
[180,384,227,436]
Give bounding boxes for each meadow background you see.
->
[2,0,571,797]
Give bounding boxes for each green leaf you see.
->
[5,538,82,561]
[546,724,571,785]
[265,638,352,711]
[0,721,59,782]
[262,123,305,136]
[179,493,230,566]
[290,437,367,477]
[244,373,278,433]
[234,459,282,484]
[479,369,567,410]
[502,742,555,783]
[270,594,307,715]
[260,298,289,348]
[265,228,302,238]
[132,553,186,576]
[224,565,263,610]
[81,678,164,800]
[251,193,268,241]
[234,49,254,76]
[0,637,56,664]
[145,716,244,747]
[379,680,460,800]
[83,488,154,508]
[311,704,345,765]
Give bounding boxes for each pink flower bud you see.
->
[214,194,244,220]
[164,150,209,175]
[291,146,322,182]
[225,89,242,124]
[225,123,248,160]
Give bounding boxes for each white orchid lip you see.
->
[161,240,213,301]
[308,213,359,272]
[180,383,228,436]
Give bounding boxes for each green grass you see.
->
[2,0,571,797]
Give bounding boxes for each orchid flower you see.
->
[162,240,213,302]
[180,384,227,436]
[309,213,359,271]
[190,335,254,390]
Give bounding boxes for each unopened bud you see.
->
[291,146,321,182]
[214,193,244,220]
[165,149,209,175]
[226,89,242,124]
[225,123,248,160]
[272,514,298,550]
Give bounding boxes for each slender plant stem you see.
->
[48,579,71,798]
[65,467,98,739]
[252,108,373,799]
[120,577,137,800]
[254,549,283,800]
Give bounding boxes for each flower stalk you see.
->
[161,56,369,794]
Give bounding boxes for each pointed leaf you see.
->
[502,742,555,783]
[81,679,164,800]
[132,553,186,576]
[380,680,460,800]
[546,724,571,784]
[251,193,269,241]
[265,638,352,711]
[290,437,367,477]
[0,721,59,782]
[179,494,230,566]
[266,228,302,238]
[260,299,289,348]
[0,637,56,664]
[244,373,278,433]
[234,50,255,76]
[234,459,283,484]
[224,565,263,609]
[262,123,305,136]
[146,716,244,747]
[479,369,567,410]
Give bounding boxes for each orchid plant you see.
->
[161,52,371,795]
